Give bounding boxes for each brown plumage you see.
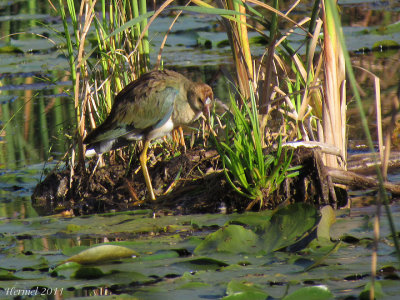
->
[84,69,214,200]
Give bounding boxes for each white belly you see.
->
[147,117,174,140]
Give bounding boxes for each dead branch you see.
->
[327,167,400,195]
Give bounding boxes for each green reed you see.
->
[56,0,151,165]
[215,85,300,209]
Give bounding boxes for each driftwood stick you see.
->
[326,167,400,195]
[347,151,400,175]
[283,141,342,158]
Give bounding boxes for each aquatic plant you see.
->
[215,85,300,209]
[55,0,150,167]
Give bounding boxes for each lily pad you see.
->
[359,281,385,300]
[0,45,24,54]
[260,203,319,253]
[194,224,259,254]
[0,270,23,280]
[66,245,139,265]
[73,266,105,279]
[223,279,269,300]
[283,285,334,300]
[317,205,336,242]
[173,257,229,271]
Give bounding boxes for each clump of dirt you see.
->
[32,148,244,215]
[32,147,343,216]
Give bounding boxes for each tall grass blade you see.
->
[324,0,400,263]
[322,0,347,169]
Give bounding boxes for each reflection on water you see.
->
[348,51,400,145]
[0,163,56,218]
[0,73,75,170]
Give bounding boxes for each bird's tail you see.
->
[83,122,142,157]
[84,137,135,157]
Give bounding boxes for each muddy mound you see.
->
[32,147,341,215]
[32,149,246,215]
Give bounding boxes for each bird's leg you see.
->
[178,126,187,153]
[139,140,156,201]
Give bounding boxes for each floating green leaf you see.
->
[194,225,259,254]
[283,285,334,300]
[372,40,400,58]
[51,261,81,278]
[174,257,229,271]
[73,266,105,279]
[359,281,385,300]
[0,45,24,54]
[371,22,400,35]
[227,211,273,232]
[0,270,23,281]
[317,205,336,242]
[66,245,139,265]
[260,203,319,253]
[223,279,269,300]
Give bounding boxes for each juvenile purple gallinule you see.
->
[84,69,213,200]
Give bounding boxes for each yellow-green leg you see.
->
[178,126,187,153]
[139,140,156,201]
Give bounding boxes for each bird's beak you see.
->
[203,97,212,119]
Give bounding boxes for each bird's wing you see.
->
[130,87,179,130]
[86,86,180,145]
[84,122,136,145]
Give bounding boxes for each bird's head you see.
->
[188,83,214,119]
